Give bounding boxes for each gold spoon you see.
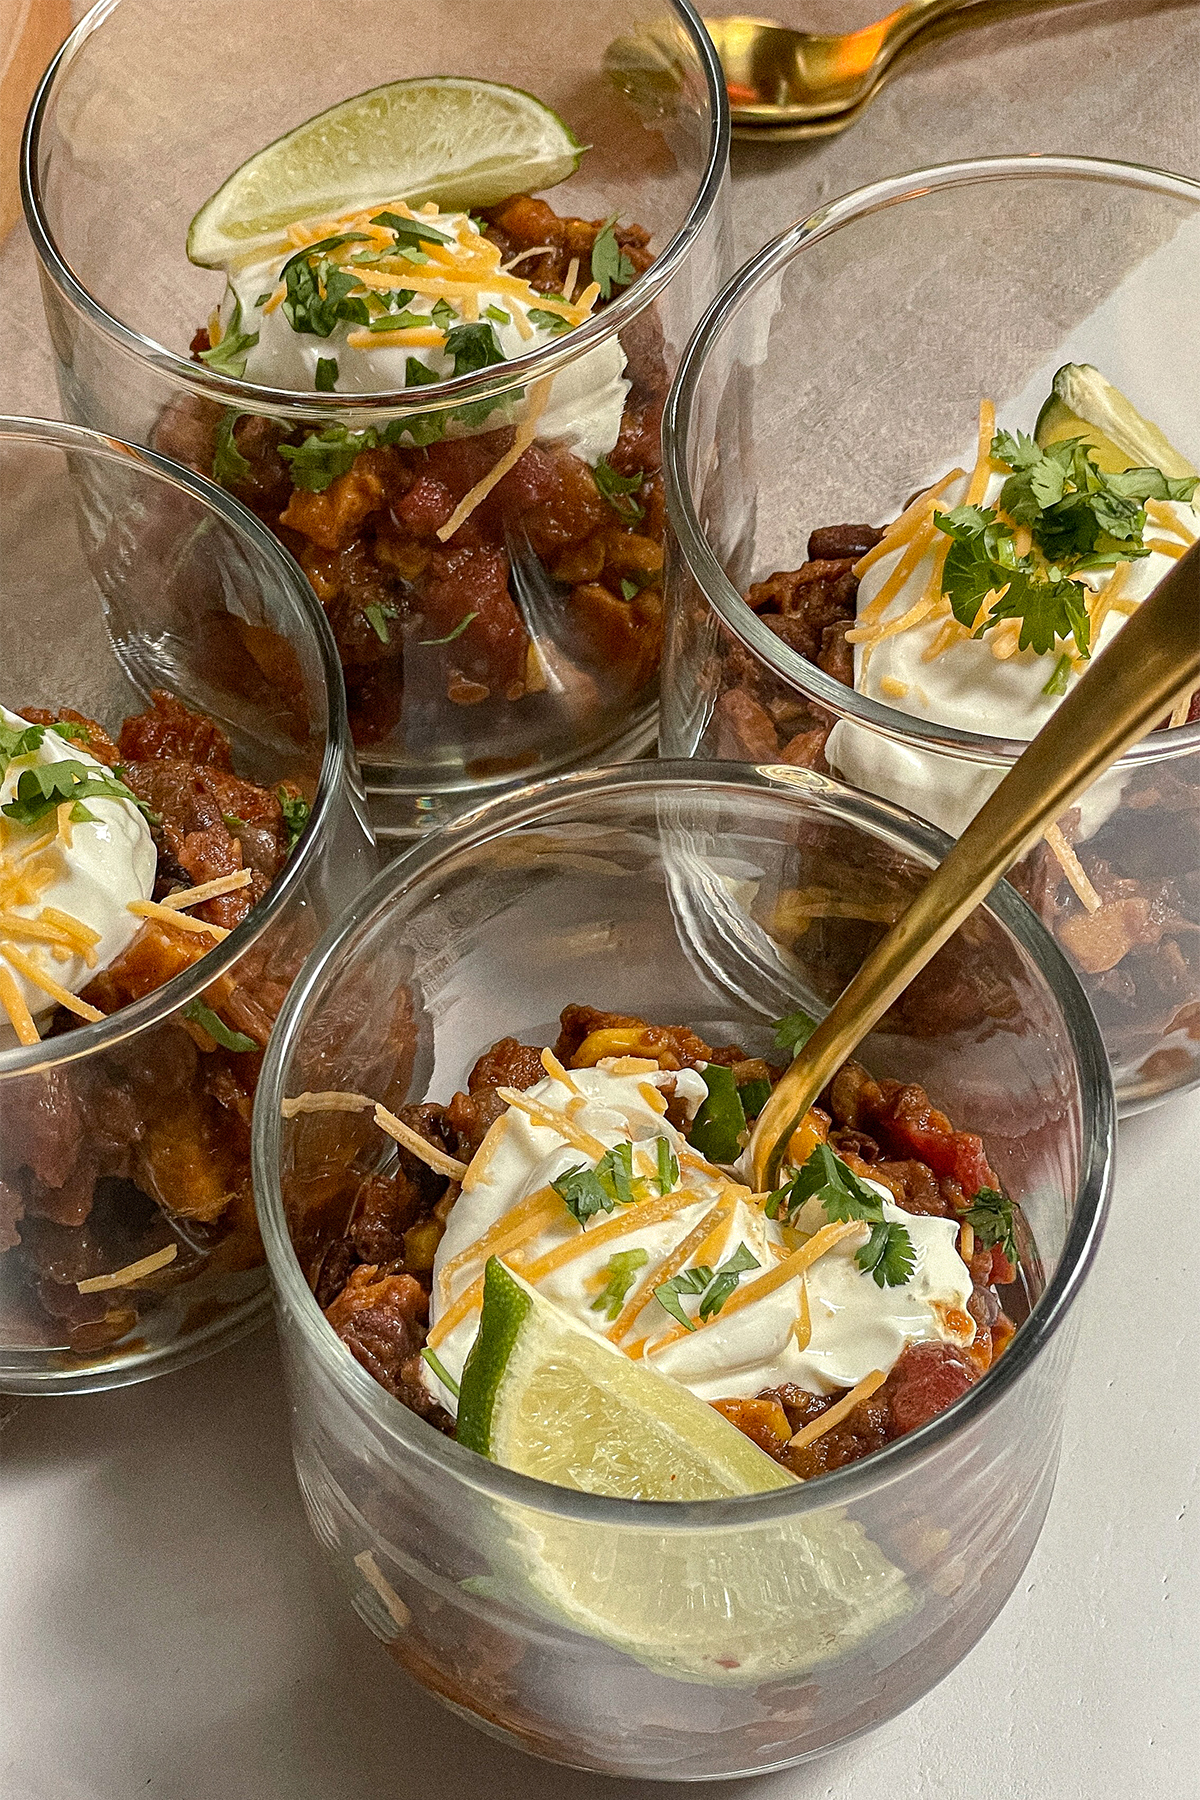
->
[750,540,1200,1191]
[707,0,1091,129]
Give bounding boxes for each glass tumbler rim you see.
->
[252,756,1114,1528]
[662,153,1200,771]
[0,412,356,1080]
[21,0,731,421]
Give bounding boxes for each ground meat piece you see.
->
[445,1087,509,1159]
[827,1062,996,1198]
[314,1239,360,1310]
[711,688,781,761]
[468,1038,548,1096]
[118,690,234,769]
[323,1265,431,1404]
[553,1005,713,1071]
[349,1169,424,1266]
[783,1389,892,1480]
[866,1159,953,1218]
[807,524,884,561]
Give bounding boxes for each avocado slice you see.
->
[1034,363,1197,478]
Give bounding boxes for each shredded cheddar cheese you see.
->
[1043,823,1101,912]
[787,1367,887,1451]
[76,1242,178,1293]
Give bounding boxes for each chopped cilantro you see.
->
[962,1186,1017,1266]
[934,506,1092,658]
[1,759,140,829]
[366,308,429,332]
[420,1345,461,1398]
[620,578,638,601]
[1042,653,1073,698]
[280,238,372,338]
[773,1008,819,1056]
[590,1247,649,1321]
[0,719,46,773]
[419,612,476,647]
[527,306,573,337]
[197,297,260,378]
[593,456,644,522]
[182,999,258,1052]
[591,216,636,300]
[430,297,456,332]
[277,787,310,852]
[365,602,399,644]
[485,305,510,325]
[688,1063,746,1164]
[314,356,339,392]
[371,211,451,248]
[445,321,505,377]
[222,812,249,832]
[856,1220,916,1289]
[48,719,89,745]
[552,1162,616,1226]
[766,1143,917,1289]
[655,1242,760,1331]
[655,1136,679,1196]
[278,426,369,492]
[212,409,251,488]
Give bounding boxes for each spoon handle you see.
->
[750,539,1200,1190]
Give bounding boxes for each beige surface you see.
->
[3,0,1197,421]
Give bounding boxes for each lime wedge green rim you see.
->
[252,759,1113,1524]
[22,7,729,415]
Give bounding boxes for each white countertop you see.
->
[4,1093,1197,1800]
[2,4,1198,1793]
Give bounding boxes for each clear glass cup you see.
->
[659,157,1200,1115]
[0,417,378,1394]
[253,761,1112,1779]
[23,0,730,846]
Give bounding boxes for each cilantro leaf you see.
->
[197,296,259,377]
[485,305,510,325]
[277,786,310,852]
[365,602,399,644]
[430,297,456,332]
[594,1140,647,1207]
[688,1063,746,1164]
[985,566,1092,658]
[280,241,372,338]
[371,211,451,248]
[0,719,45,773]
[419,613,476,647]
[655,1137,679,1196]
[591,216,636,300]
[527,306,573,337]
[593,456,644,521]
[590,1247,649,1321]
[47,719,90,745]
[773,1142,885,1225]
[697,1242,760,1321]
[182,999,258,1052]
[962,1186,1017,1266]
[654,1264,713,1330]
[620,578,638,601]
[278,426,370,492]
[212,410,251,488]
[552,1163,615,1225]
[314,357,339,392]
[1,760,140,829]
[773,1008,819,1056]
[445,321,505,378]
[856,1219,916,1288]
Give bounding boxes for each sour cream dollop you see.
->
[0,707,156,1047]
[215,207,629,467]
[424,1062,975,1415]
[826,472,1195,839]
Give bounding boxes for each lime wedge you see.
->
[459,1261,915,1683]
[456,1258,792,1499]
[1034,363,1198,478]
[187,77,584,268]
